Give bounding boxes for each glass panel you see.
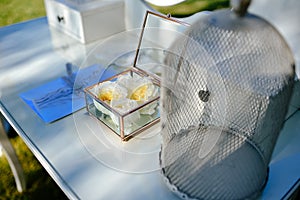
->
[85,89,121,135]
[134,11,190,76]
[123,98,160,137]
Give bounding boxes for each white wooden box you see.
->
[44,0,125,44]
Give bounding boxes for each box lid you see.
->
[58,0,124,16]
[132,11,190,77]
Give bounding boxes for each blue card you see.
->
[20,64,115,123]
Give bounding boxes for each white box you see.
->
[44,0,125,43]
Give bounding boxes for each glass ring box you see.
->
[84,11,189,141]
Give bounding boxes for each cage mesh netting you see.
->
[160,1,295,199]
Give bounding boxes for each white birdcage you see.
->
[160,0,295,199]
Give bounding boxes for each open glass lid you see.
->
[131,10,190,77]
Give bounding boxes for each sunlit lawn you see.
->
[0,0,45,26]
[0,130,67,199]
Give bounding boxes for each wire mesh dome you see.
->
[160,1,295,199]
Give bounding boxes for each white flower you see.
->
[95,81,127,102]
[117,74,159,103]
[92,73,159,130]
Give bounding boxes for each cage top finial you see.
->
[231,0,251,17]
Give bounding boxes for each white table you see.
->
[0,15,300,200]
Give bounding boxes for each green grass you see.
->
[0,0,68,199]
[0,132,67,199]
[0,0,46,26]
